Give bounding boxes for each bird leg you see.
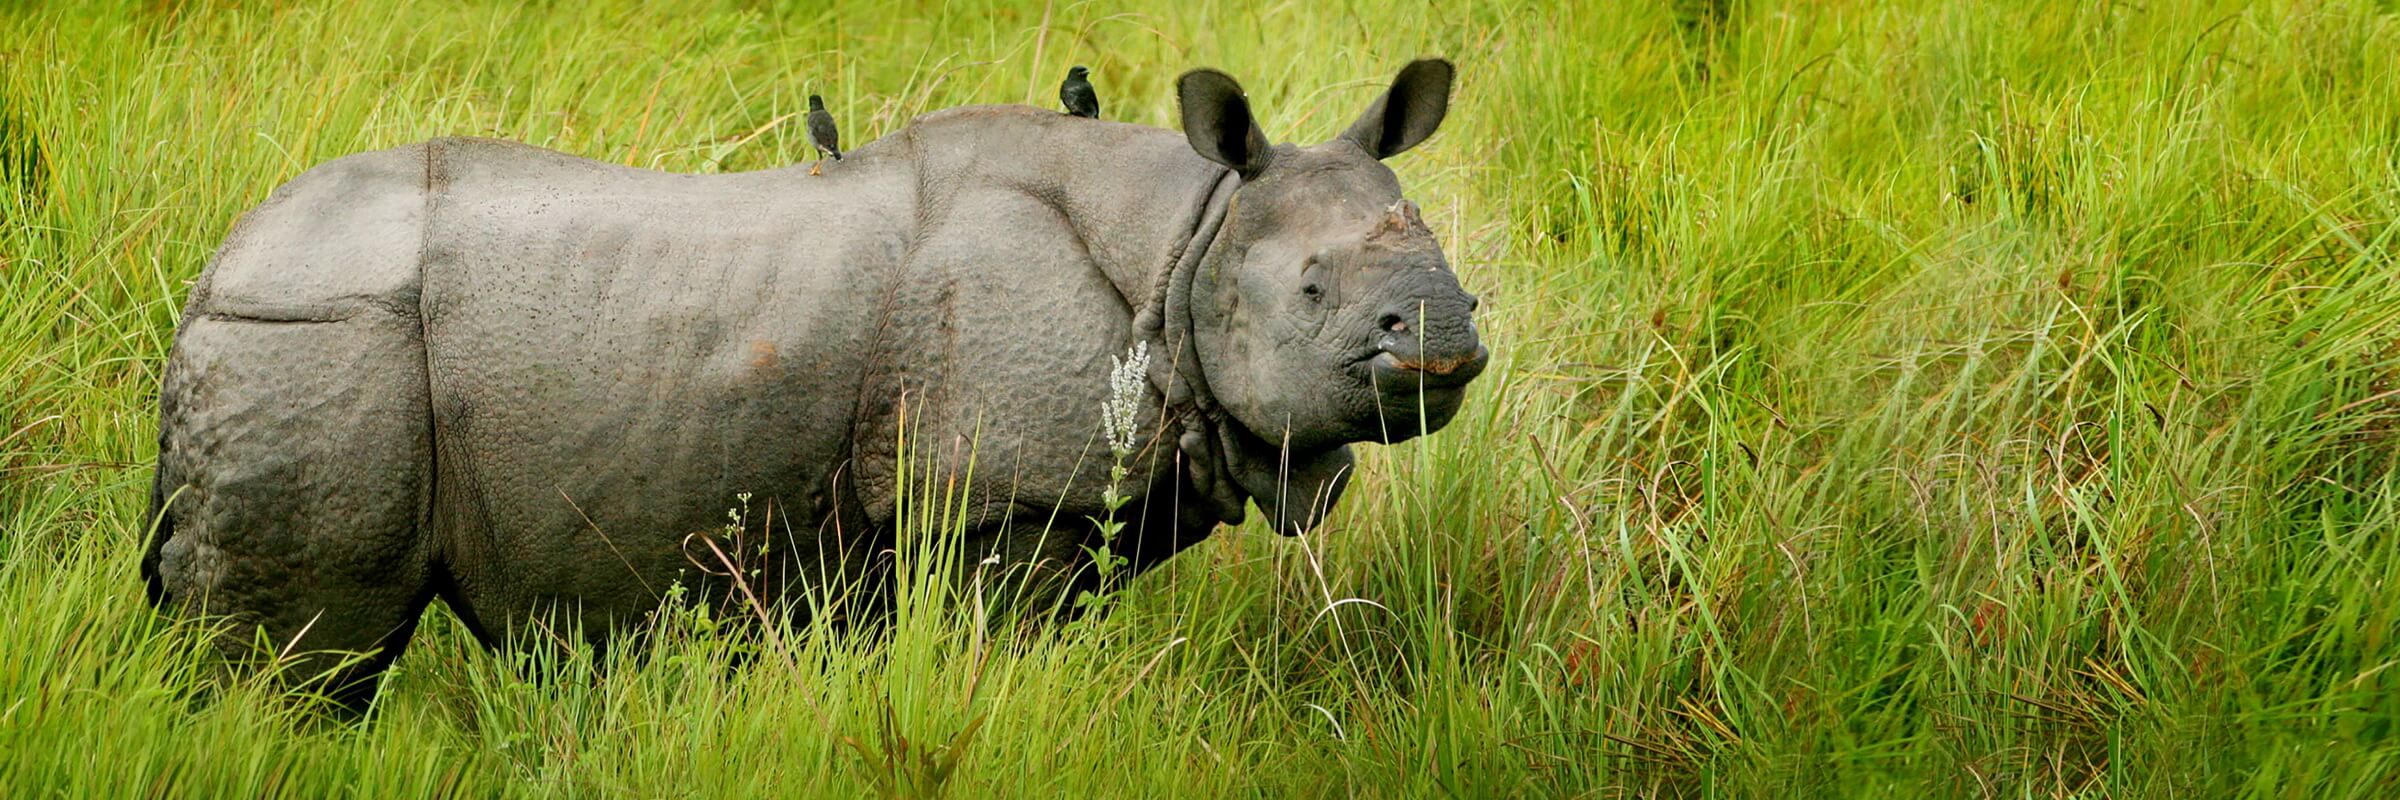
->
[809,161,823,176]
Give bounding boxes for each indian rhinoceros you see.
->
[142,60,1487,707]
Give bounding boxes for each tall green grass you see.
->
[4,0,2397,796]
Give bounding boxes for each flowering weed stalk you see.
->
[1075,341,1149,616]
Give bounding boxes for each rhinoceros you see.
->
[142,60,1487,707]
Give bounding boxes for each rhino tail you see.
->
[140,453,175,607]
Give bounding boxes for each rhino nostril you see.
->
[1379,314,1408,334]
[1467,295,1481,313]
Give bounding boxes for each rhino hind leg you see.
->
[150,307,436,713]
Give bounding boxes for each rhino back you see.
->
[415,137,911,619]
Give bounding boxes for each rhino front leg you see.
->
[149,307,436,713]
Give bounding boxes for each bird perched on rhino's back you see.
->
[806,94,840,175]
[1060,66,1099,119]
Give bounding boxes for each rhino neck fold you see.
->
[1139,172,1354,535]
[1133,170,1235,409]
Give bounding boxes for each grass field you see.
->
[5,0,2399,796]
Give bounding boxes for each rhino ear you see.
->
[1177,68,1272,179]
[1339,58,1453,160]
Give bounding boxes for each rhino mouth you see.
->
[1354,346,1483,443]
[1367,346,1488,388]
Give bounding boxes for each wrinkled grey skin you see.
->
[143,60,1486,708]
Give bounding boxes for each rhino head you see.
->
[1167,60,1487,534]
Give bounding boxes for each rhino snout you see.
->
[1365,288,1486,391]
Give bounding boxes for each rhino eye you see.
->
[1301,283,1324,303]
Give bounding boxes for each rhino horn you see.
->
[1374,199,1427,239]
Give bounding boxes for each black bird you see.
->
[805,94,841,175]
[1059,66,1099,119]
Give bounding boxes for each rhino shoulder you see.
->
[190,141,432,323]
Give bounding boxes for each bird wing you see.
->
[806,112,839,153]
